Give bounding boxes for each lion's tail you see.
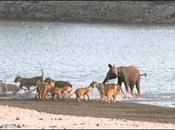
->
[40,69,44,80]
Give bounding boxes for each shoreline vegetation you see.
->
[0,1,175,25]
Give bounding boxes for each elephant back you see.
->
[118,66,140,82]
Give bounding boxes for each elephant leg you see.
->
[124,80,132,98]
[130,84,134,96]
[136,78,140,96]
[118,80,126,98]
[124,81,130,94]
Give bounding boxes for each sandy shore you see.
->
[0,99,175,129]
[0,105,175,129]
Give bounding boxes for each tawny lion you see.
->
[89,81,105,100]
[89,81,127,101]
[104,83,121,103]
[38,80,55,101]
[35,80,45,100]
[73,85,94,102]
[51,85,73,100]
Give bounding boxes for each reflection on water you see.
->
[0,21,175,108]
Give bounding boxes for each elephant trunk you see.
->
[102,78,107,84]
[103,71,118,84]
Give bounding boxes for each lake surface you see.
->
[0,20,175,108]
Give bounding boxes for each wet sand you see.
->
[0,98,175,125]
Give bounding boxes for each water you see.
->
[0,20,175,108]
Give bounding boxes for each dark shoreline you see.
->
[0,1,175,26]
[0,98,175,124]
[1,18,175,29]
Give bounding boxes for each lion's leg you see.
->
[87,94,90,101]
[113,94,116,103]
[83,95,86,101]
[105,94,108,103]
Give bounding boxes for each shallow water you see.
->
[0,20,175,108]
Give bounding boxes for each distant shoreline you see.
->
[0,1,175,25]
[1,18,175,28]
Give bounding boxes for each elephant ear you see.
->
[108,64,112,69]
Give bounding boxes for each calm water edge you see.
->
[0,20,175,108]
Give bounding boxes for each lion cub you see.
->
[37,80,55,101]
[52,86,73,100]
[74,86,94,102]
[104,83,120,103]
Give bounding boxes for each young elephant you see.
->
[104,83,120,103]
[103,64,146,96]
[73,86,94,102]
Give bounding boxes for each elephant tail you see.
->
[140,73,147,77]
